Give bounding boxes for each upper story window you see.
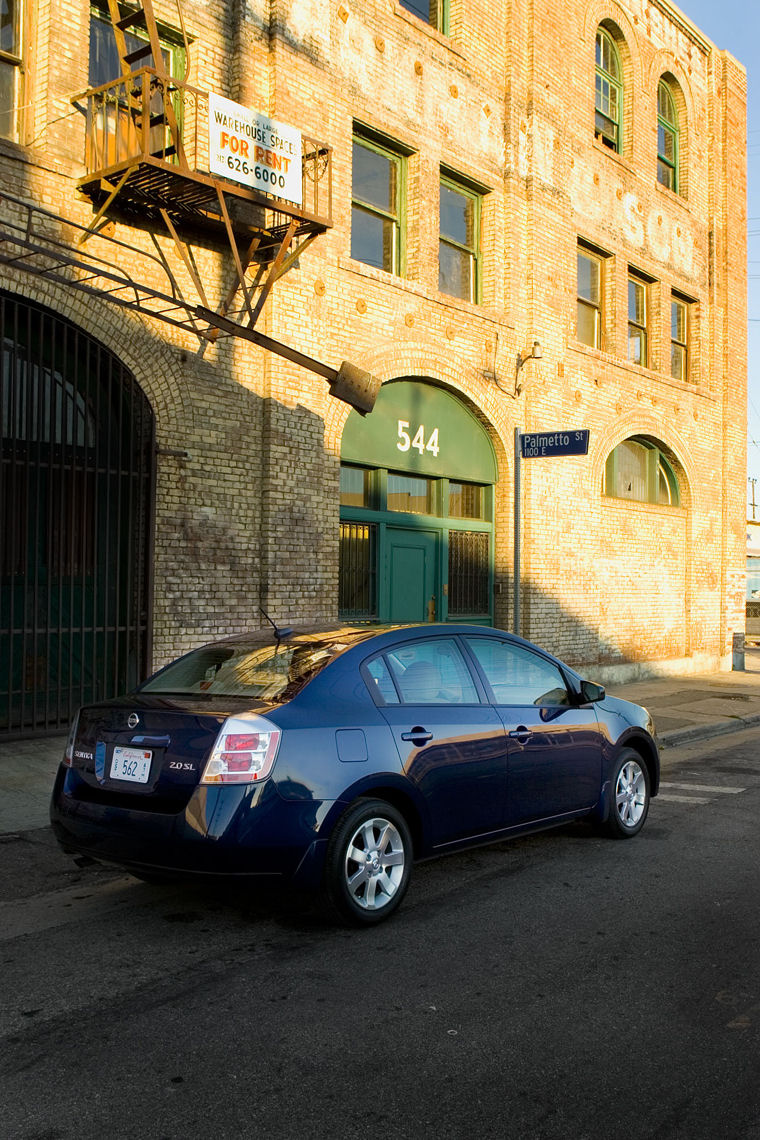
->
[657,80,679,192]
[439,174,481,303]
[398,0,448,35]
[89,2,185,86]
[627,273,649,367]
[603,438,680,507]
[351,130,406,275]
[671,294,690,381]
[577,245,603,348]
[595,27,622,152]
[0,0,23,140]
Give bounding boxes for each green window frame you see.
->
[398,0,449,35]
[671,295,689,381]
[351,129,406,276]
[603,438,680,507]
[595,27,622,153]
[627,274,648,367]
[577,246,602,348]
[439,174,482,303]
[89,1,186,86]
[657,80,679,193]
[0,0,23,140]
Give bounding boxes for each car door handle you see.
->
[401,727,433,744]
[508,726,532,742]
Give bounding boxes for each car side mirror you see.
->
[580,680,605,704]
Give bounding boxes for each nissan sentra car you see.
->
[50,623,659,925]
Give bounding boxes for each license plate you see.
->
[110,746,152,784]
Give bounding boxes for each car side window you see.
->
[385,638,480,705]
[365,656,400,704]
[465,638,570,706]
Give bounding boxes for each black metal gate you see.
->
[0,292,155,739]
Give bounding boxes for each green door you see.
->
[387,528,437,622]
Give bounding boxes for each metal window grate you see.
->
[0,292,155,738]
[339,522,377,619]
[448,531,489,616]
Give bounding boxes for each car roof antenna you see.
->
[260,607,293,644]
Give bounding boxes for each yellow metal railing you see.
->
[81,70,332,226]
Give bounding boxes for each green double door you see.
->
[387,527,438,623]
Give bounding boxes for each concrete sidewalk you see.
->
[3,650,760,836]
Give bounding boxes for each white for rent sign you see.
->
[208,93,302,206]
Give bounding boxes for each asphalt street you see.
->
[2,726,760,1139]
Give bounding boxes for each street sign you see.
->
[519,429,590,458]
[513,427,590,638]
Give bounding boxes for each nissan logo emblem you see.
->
[127,713,140,729]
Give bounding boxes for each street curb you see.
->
[659,711,760,749]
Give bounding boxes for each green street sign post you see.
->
[513,428,590,636]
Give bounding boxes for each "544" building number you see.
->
[397,420,440,457]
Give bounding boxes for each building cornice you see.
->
[646,0,713,56]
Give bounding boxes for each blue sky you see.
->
[675,0,758,513]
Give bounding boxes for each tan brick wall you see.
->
[0,0,747,675]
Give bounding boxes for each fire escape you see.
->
[0,0,380,413]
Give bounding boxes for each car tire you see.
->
[605,748,650,839]
[322,798,413,926]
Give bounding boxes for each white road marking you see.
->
[657,793,711,805]
[659,782,745,794]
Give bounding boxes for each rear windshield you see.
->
[139,631,365,702]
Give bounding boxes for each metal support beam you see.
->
[158,207,210,310]
[196,308,381,414]
[77,170,131,245]
[215,185,255,325]
[248,216,298,328]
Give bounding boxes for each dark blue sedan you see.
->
[50,623,659,925]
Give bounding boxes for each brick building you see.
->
[0,0,747,738]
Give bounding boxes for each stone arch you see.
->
[0,287,157,734]
[324,340,512,478]
[589,416,696,663]
[0,268,197,441]
[330,344,516,627]
[590,414,695,511]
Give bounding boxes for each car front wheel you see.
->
[323,798,412,926]
[605,748,650,839]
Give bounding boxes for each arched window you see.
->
[657,80,679,192]
[595,28,622,152]
[603,438,680,506]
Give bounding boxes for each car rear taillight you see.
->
[201,716,281,785]
[63,710,81,767]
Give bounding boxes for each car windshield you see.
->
[139,629,366,701]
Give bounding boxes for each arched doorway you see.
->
[339,379,498,624]
[0,293,155,738]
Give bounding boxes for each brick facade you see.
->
[0,0,747,685]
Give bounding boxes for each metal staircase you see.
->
[104,0,187,167]
[0,3,380,414]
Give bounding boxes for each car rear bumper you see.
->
[50,765,330,884]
